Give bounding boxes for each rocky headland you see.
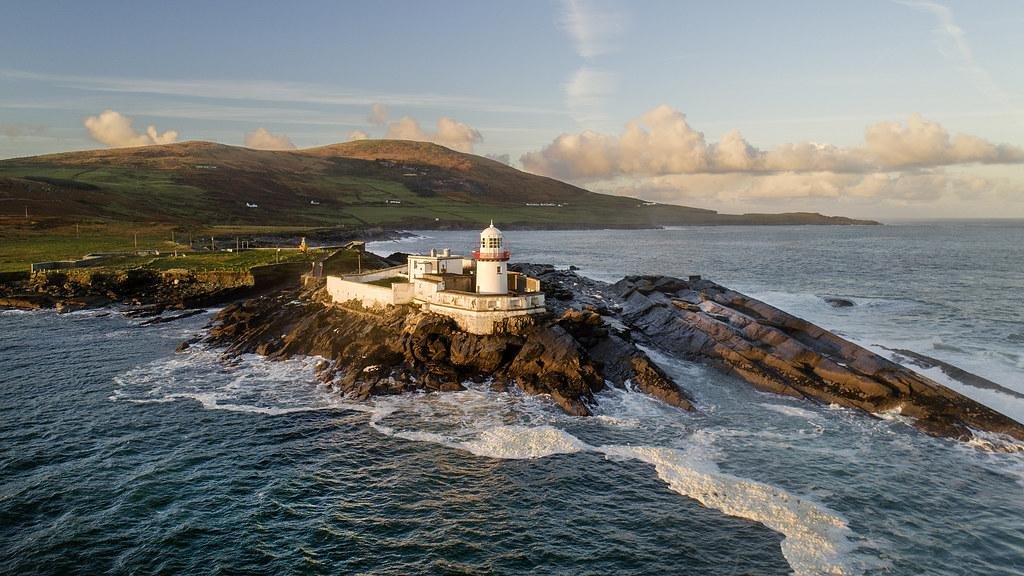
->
[198,262,1024,447]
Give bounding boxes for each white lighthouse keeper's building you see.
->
[323,220,546,334]
[474,221,510,294]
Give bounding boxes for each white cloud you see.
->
[864,113,1024,168]
[559,0,623,59]
[244,127,296,150]
[898,1,1010,106]
[1,69,561,116]
[608,169,1022,209]
[557,1,622,129]
[521,105,1024,180]
[384,115,482,153]
[83,109,178,147]
[565,67,616,127]
[368,102,389,125]
[348,129,369,141]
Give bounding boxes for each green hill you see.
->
[0,139,877,228]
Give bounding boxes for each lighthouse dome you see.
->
[476,219,509,260]
[481,220,502,240]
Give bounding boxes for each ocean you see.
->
[2,221,1022,575]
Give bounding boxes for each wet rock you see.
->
[612,275,1024,444]
[56,295,110,314]
[201,284,683,417]
[0,295,54,310]
[139,309,206,326]
[824,297,855,308]
[175,338,198,353]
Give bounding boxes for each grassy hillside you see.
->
[0,140,877,230]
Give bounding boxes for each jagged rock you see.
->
[612,275,1024,444]
[175,339,196,353]
[139,309,206,326]
[202,285,690,417]
[55,295,110,314]
[0,295,54,310]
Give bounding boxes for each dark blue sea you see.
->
[2,222,1023,575]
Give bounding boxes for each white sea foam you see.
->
[598,442,857,576]
[963,429,1024,454]
[759,402,824,422]
[458,425,590,459]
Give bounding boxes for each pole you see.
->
[24,206,28,220]
[134,232,138,249]
[211,236,215,251]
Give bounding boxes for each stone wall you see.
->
[326,276,410,307]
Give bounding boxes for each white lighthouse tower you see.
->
[474,220,510,294]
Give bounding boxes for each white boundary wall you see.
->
[327,276,400,307]
[420,300,545,334]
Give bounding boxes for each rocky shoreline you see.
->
[194,262,1023,448]
[6,254,1019,447]
[200,285,691,417]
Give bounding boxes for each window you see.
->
[497,265,502,274]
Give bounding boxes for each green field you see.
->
[145,248,327,272]
[0,220,331,273]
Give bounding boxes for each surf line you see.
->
[366,412,860,576]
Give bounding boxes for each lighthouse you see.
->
[323,218,545,334]
[474,220,509,294]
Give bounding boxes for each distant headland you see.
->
[0,139,879,230]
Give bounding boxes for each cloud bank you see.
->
[521,105,1024,213]
[522,106,1024,180]
[244,127,296,150]
[84,109,178,147]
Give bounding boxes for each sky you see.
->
[2,0,1023,219]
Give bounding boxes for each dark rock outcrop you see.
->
[203,286,693,416]
[824,297,855,308]
[609,274,1024,444]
